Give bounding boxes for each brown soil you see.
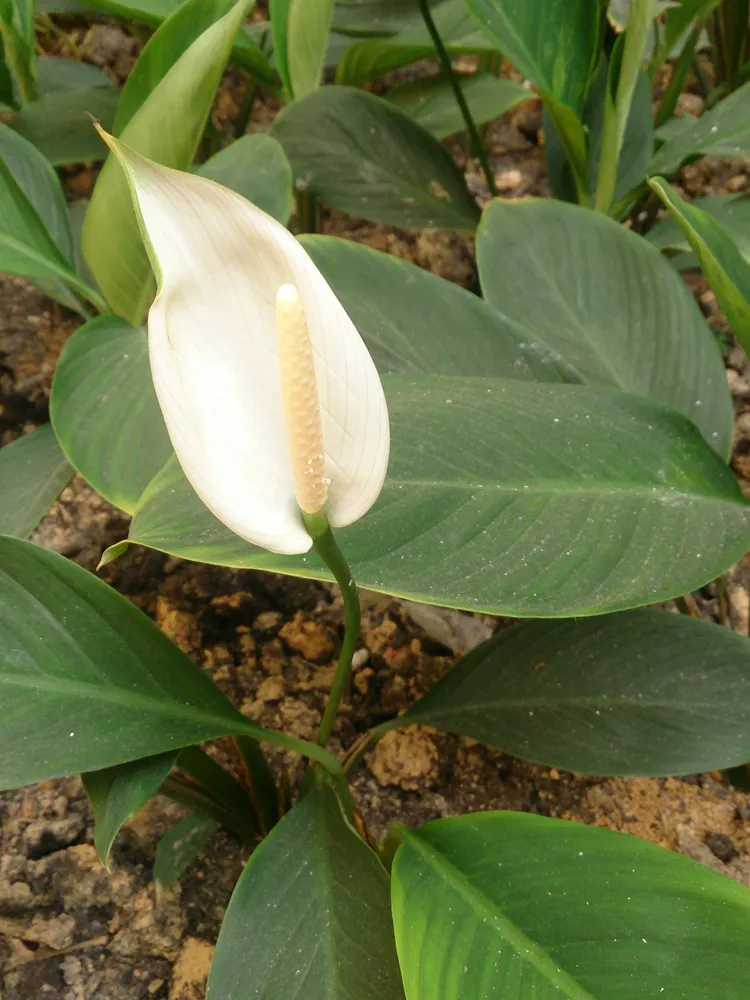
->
[2,24,750,1000]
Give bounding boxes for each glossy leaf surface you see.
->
[271,86,480,230]
[400,608,750,775]
[302,235,573,382]
[207,783,404,1000]
[0,426,72,538]
[127,375,750,617]
[50,316,172,514]
[477,198,732,457]
[392,811,750,999]
[0,535,272,790]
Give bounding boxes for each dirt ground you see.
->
[2,18,750,1000]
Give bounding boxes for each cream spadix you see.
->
[99,130,389,555]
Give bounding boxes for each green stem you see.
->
[417,0,498,198]
[178,745,259,830]
[303,512,361,749]
[655,20,706,127]
[233,77,258,139]
[296,188,321,234]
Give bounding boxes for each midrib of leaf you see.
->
[400,828,602,1000]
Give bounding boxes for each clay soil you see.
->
[2,20,750,1000]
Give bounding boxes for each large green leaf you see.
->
[0,534,290,790]
[82,0,254,325]
[336,0,494,86]
[126,375,750,617]
[477,197,733,457]
[649,177,750,355]
[647,193,750,265]
[83,750,178,866]
[398,608,750,775]
[392,811,750,999]
[207,782,404,1000]
[302,235,575,382]
[332,0,429,36]
[9,86,120,164]
[197,133,293,224]
[271,86,480,230]
[650,77,750,174]
[464,0,599,113]
[386,73,527,141]
[50,316,172,514]
[113,0,248,133]
[287,0,334,98]
[0,426,72,538]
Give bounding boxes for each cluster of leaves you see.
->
[2,0,750,996]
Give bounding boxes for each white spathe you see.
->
[106,136,390,554]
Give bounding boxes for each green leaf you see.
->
[82,0,254,325]
[287,0,334,99]
[269,0,292,95]
[113,0,248,134]
[0,140,102,306]
[154,811,217,892]
[648,0,721,74]
[9,86,120,164]
[650,77,750,174]
[271,86,480,230]
[386,72,527,140]
[647,192,750,265]
[398,608,750,775]
[50,316,172,514]
[301,234,575,381]
[36,55,115,95]
[207,782,404,1000]
[477,197,733,457]
[128,375,750,617]
[392,811,750,1000]
[197,133,293,224]
[83,751,178,866]
[649,177,750,354]
[0,534,285,790]
[464,0,600,114]
[54,0,274,82]
[336,0,494,86]
[0,426,72,538]
[0,122,72,256]
[0,0,36,103]
[332,0,428,36]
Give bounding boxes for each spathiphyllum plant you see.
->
[2,0,750,996]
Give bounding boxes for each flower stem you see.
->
[303,512,361,749]
[417,0,498,198]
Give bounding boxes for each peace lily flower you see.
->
[99,130,390,555]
